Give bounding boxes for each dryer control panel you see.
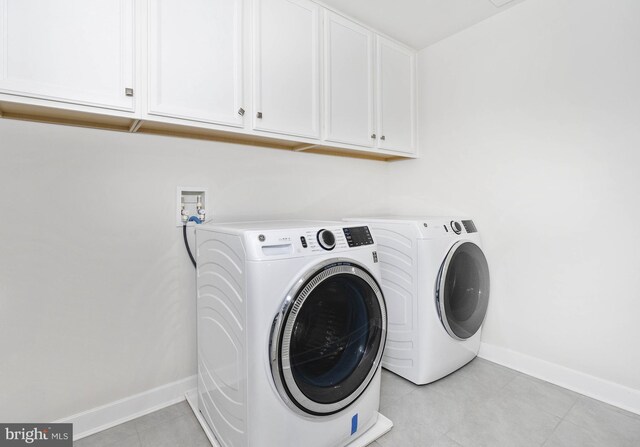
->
[461,220,477,233]
[448,219,477,234]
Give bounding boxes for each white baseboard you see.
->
[56,375,197,441]
[478,342,640,416]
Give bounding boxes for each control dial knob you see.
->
[451,221,463,235]
[317,229,336,251]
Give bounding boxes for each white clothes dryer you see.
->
[343,217,490,385]
[195,221,387,447]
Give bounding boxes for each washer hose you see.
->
[183,216,201,268]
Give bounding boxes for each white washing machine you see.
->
[195,221,388,447]
[344,217,490,385]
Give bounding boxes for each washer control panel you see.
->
[299,226,374,252]
[343,226,374,247]
[317,229,337,250]
[301,227,347,253]
[237,223,378,260]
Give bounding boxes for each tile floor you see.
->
[75,358,640,447]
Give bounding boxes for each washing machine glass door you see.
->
[270,260,387,416]
[436,241,490,340]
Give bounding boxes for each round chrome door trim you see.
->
[269,258,387,417]
[435,240,489,341]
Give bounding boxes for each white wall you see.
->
[389,0,640,395]
[0,119,389,422]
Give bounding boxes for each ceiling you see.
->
[320,0,528,49]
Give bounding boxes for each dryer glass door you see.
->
[437,241,490,340]
[270,261,387,416]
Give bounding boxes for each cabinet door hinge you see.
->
[125,88,134,97]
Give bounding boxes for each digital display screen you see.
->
[343,226,374,247]
[461,220,477,233]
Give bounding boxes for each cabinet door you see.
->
[376,36,416,154]
[0,0,134,111]
[324,12,374,148]
[148,0,244,127]
[253,0,320,139]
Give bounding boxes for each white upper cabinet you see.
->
[0,0,135,111]
[0,0,417,158]
[324,12,375,148]
[376,36,417,154]
[148,0,244,127]
[253,0,320,139]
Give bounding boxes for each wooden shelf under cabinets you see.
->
[0,100,408,161]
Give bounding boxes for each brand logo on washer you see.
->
[258,234,265,242]
[372,251,378,263]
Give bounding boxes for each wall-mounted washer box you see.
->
[177,187,208,226]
